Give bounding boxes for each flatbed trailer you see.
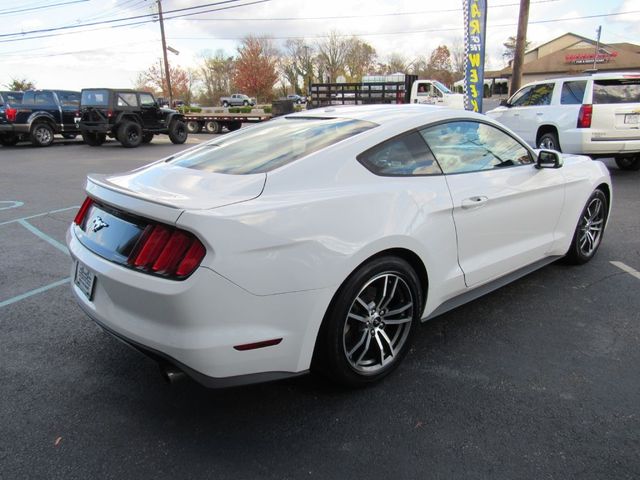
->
[182,113,271,134]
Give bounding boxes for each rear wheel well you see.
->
[597,182,611,209]
[536,125,559,146]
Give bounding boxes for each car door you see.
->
[420,120,565,287]
[55,91,80,132]
[489,84,534,139]
[517,82,555,146]
[138,93,160,129]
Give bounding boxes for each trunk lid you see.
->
[88,159,266,211]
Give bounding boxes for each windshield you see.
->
[81,89,109,106]
[433,81,452,94]
[169,117,377,175]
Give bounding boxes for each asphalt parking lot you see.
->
[1,133,639,479]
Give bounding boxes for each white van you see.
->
[487,72,640,170]
[409,80,465,109]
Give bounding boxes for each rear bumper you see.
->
[80,123,112,134]
[67,226,331,386]
[562,129,640,155]
[0,123,14,133]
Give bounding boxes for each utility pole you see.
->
[157,0,173,107]
[593,25,602,71]
[509,0,530,96]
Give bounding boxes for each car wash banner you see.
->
[463,0,488,112]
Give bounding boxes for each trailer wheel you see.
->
[205,120,222,134]
[227,121,242,132]
[186,120,202,134]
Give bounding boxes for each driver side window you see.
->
[420,121,533,174]
[139,93,155,107]
[509,86,533,107]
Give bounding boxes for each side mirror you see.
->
[500,99,510,107]
[536,149,563,169]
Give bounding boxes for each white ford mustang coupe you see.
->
[67,105,611,387]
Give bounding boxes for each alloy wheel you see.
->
[35,126,52,144]
[578,197,605,257]
[343,272,414,374]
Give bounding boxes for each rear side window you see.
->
[170,117,377,175]
[358,132,442,176]
[0,92,22,105]
[34,92,55,105]
[560,81,587,105]
[593,79,640,104]
[117,93,138,107]
[57,91,80,107]
[82,90,109,106]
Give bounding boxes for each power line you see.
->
[0,0,89,16]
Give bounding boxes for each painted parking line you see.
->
[0,278,70,309]
[0,205,78,227]
[0,200,24,211]
[610,261,640,281]
[18,219,69,256]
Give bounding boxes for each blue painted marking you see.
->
[18,219,69,256]
[0,278,70,309]
[0,200,24,211]
[0,205,79,227]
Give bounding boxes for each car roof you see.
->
[285,104,483,127]
[521,71,640,86]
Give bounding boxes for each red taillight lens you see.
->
[577,104,592,128]
[74,197,94,226]
[107,110,113,118]
[5,107,17,122]
[128,224,205,278]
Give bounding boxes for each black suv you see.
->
[79,89,187,148]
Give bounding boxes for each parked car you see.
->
[0,89,80,147]
[0,91,24,146]
[286,94,307,104]
[487,72,640,170]
[220,94,256,108]
[67,105,611,388]
[79,89,187,148]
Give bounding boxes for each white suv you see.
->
[487,72,640,170]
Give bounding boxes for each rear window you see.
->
[81,90,109,106]
[0,92,22,105]
[169,117,377,175]
[560,81,586,105]
[593,79,640,104]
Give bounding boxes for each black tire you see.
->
[186,120,202,134]
[227,121,241,132]
[168,119,187,144]
[0,134,19,146]
[30,123,55,147]
[615,156,640,171]
[296,99,301,104]
[538,131,561,151]
[81,132,106,147]
[62,133,77,140]
[222,101,229,108]
[564,189,608,265]
[243,100,249,106]
[117,121,142,148]
[313,256,422,387]
[204,120,221,134]
[142,132,154,144]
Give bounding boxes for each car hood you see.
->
[88,162,266,210]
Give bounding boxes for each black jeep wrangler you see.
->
[79,89,187,148]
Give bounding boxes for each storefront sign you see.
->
[565,51,618,65]
[463,0,488,112]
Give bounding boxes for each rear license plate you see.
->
[74,261,95,301]
[624,114,639,124]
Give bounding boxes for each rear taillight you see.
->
[128,223,206,279]
[107,110,113,118]
[74,197,94,226]
[577,104,592,128]
[5,107,17,122]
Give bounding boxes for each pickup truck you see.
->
[0,89,81,147]
[0,91,23,146]
[220,94,256,108]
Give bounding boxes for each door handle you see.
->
[461,196,488,209]
[536,112,544,116]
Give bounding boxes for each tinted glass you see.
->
[526,83,554,106]
[117,93,138,107]
[358,131,441,176]
[57,91,80,107]
[0,92,22,105]
[593,79,640,104]
[509,86,532,106]
[82,90,109,106]
[560,81,587,105]
[170,117,377,175]
[139,93,155,106]
[35,92,55,105]
[420,121,533,174]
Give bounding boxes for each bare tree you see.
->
[197,50,235,105]
[345,37,376,81]
[283,39,315,93]
[386,53,407,74]
[316,31,349,83]
[450,38,466,78]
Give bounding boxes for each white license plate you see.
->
[624,114,639,125]
[74,261,95,301]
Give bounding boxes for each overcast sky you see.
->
[0,0,638,90]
